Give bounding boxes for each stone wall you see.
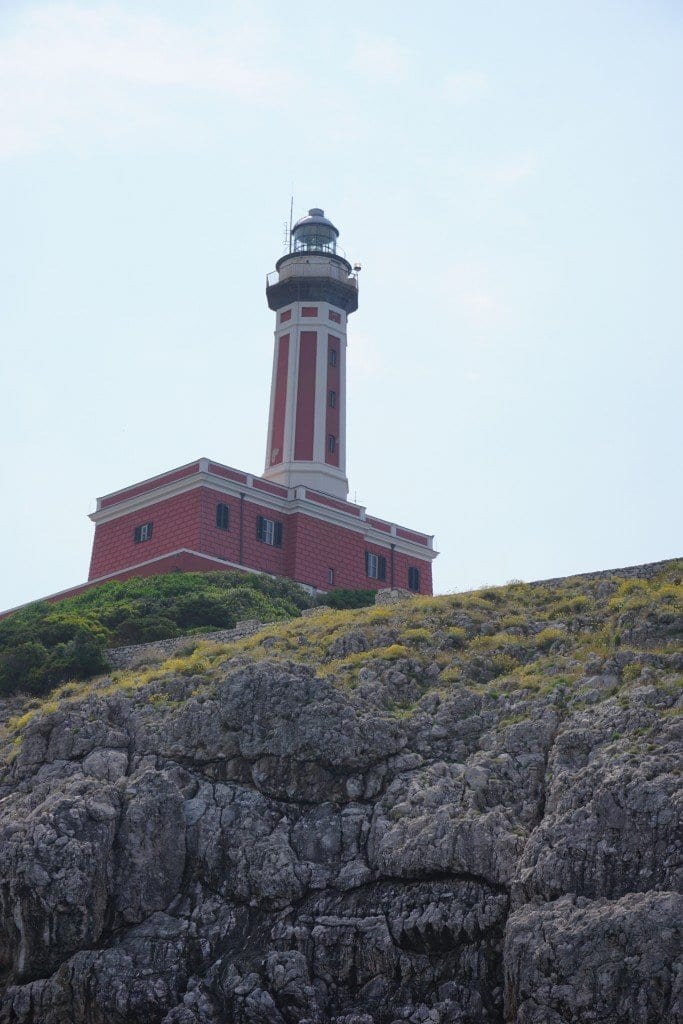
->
[530,557,681,589]
[106,619,264,670]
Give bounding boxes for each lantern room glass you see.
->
[292,223,337,255]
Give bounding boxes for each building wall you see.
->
[289,512,433,594]
[89,484,433,595]
[88,490,203,580]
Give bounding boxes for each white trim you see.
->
[90,548,262,582]
[339,333,347,476]
[264,328,280,470]
[284,322,299,465]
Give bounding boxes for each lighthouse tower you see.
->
[263,209,358,500]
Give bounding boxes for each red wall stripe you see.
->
[325,335,340,466]
[294,331,317,461]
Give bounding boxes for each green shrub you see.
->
[403,627,432,645]
[0,571,315,697]
[0,640,49,694]
[445,626,467,648]
[534,627,566,652]
[319,589,376,610]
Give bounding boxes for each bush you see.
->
[0,641,49,694]
[534,627,567,652]
[0,571,315,697]
[320,589,376,610]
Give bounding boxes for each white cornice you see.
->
[94,458,208,511]
[89,466,438,561]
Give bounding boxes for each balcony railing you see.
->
[267,256,358,289]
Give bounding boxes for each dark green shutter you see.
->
[378,556,386,581]
[274,521,283,547]
[256,515,264,541]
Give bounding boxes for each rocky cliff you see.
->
[0,561,681,1023]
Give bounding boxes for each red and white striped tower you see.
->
[263,208,358,500]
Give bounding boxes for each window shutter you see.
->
[274,521,283,547]
[134,526,141,543]
[147,522,153,540]
[256,515,264,541]
[378,556,386,581]
[216,504,230,530]
[365,551,370,575]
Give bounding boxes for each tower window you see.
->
[216,503,230,530]
[134,522,153,543]
[365,552,386,581]
[301,306,318,317]
[328,434,336,453]
[329,310,341,324]
[329,349,337,367]
[279,309,292,323]
[329,389,336,408]
[408,567,420,592]
[256,515,283,547]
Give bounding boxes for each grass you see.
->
[2,561,681,762]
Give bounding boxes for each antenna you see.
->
[281,220,288,253]
[288,193,294,253]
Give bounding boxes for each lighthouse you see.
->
[53,205,438,607]
[263,209,358,500]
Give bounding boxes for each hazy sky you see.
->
[1,0,682,609]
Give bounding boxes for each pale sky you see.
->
[1,0,682,609]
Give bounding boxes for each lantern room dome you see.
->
[291,208,339,255]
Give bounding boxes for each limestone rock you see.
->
[0,569,680,1024]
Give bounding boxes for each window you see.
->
[256,514,283,547]
[329,310,341,324]
[280,309,292,323]
[329,348,337,367]
[328,434,336,453]
[301,306,318,317]
[216,503,230,530]
[329,389,336,408]
[328,567,335,585]
[408,567,420,592]
[365,551,386,581]
[134,522,153,543]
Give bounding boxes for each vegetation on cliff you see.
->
[0,571,317,696]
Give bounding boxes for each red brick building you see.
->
[87,457,435,595]
[21,209,437,609]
